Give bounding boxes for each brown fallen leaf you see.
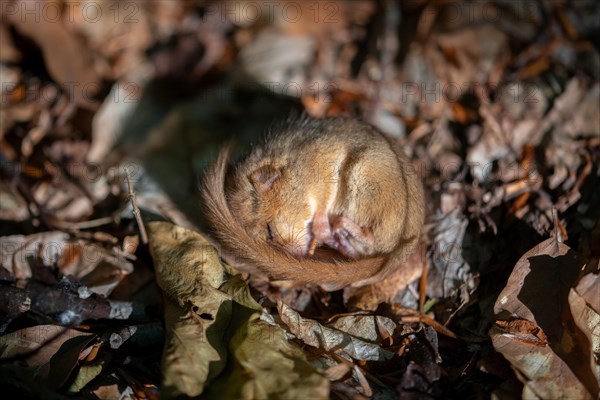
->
[344,242,425,311]
[0,231,69,280]
[491,237,599,399]
[6,0,100,108]
[0,231,133,296]
[0,325,96,389]
[576,270,600,315]
[324,362,353,381]
[494,319,548,347]
[92,383,135,400]
[0,181,28,221]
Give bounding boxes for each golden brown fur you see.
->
[201,117,424,288]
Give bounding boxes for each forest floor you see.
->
[0,1,599,399]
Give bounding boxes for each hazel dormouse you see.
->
[202,117,424,288]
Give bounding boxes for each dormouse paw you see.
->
[309,212,376,259]
[331,216,375,259]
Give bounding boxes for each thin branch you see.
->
[125,166,148,245]
[551,207,561,257]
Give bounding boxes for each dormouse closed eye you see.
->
[266,223,274,241]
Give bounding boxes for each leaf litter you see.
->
[0,1,599,398]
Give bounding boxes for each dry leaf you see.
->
[278,301,394,361]
[148,221,230,397]
[344,242,425,311]
[238,27,316,93]
[67,360,105,393]
[148,221,328,399]
[327,315,396,345]
[0,182,28,221]
[491,237,600,399]
[428,209,474,299]
[7,0,100,108]
[0,231,133,296]
[0,232,68,279]
[203,314,329,400]
[324,362,352,381]
[0,325,96,389]
[576,271,600,315]
[396,326,442,397]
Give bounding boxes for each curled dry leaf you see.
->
[491,237,600,399]
[344,242,425,311]
[88,73,150,163]
[67,360,105,394]
[327,315,396,345]
[0,231,133,296]
[428,208,474,300]
[278,301,394,362]
[92,383,135,400]
[0,182,28,221]
[148,221,328,399]
[0,232,68,280]
[532,77,588,146]
[325,362,353,381]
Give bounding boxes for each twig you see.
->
[393,305,458,339]
[551,207,562,257]
[419,244,428,314]
[552,208,558,238]
[125,167,148,245]
[49,216,117,230]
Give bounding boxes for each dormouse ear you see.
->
[249,164,281,193]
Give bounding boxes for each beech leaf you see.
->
[491,237,600,399]
[148,221,328,399]
[278,301,394,361]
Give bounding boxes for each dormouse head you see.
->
[227,158,312,256]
